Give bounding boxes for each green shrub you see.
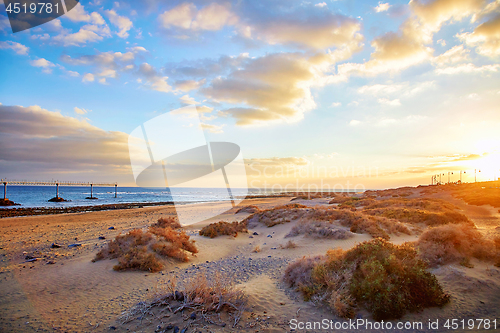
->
[284,239,450,321]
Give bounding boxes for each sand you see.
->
[0,191,499,332]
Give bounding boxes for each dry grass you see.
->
[235,205,261,214]
[286,220,353,239]
[284,239,450,321]
[199,221,248,238]
[450,182,500,208]
[121,271,246,328]
[152,216,182,229]
[279,240,297,249]
[93,223,198,271]
[416,223,500,267]
[242,204,308,228]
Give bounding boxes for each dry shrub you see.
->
[416,223,499,267]
[253,245,261,253]
[93,225,198,271]
[235,205,260,214]
[284,239,449,321]
[286,220,353,239]
[451,182,500,208]
[199,221,248,238]
[280,240,297,249]
[152,216,182,229]
[242,205,307,228]
[123,271,246,328]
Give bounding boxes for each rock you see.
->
[267,235,272,238]
[0,198,20,206]
[68,243,82,248]
[108,226,115,230]
[165,324,174,330]
[98,236,106,240]
[253,232,259,235]
[46,261,55,265]
[25,258,37,262]
[25,255,35,260]
[249,236,254,238]
[48,197,68,202]
[174,290,184,301]
[51,243,62,248]
[109,326,117,330]
[173,326,180,333]
[180,329,187,333]
[190,312,196,320]
[85,197,98,200]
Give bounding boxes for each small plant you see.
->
[416,223,499,267]
[284,239,450,321]
[93,223,198,271]
[199,221,248,238]
[152,216,182,229]
[279,240,297,249]
[253,245,261,253]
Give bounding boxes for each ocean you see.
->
[1,185,254,208]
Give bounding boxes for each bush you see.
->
[152,216,182,229]
[280,240,297,249]
[123,271,246,328]
[235,205,260,214]
[93,224,198,271]
[284,239,450,321]
[286,221,353,239]
[199,221,248,238]
[416,223,499,267]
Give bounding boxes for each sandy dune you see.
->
[1,191,499,332]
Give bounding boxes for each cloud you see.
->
[202,52,347,126]
[0,104,131,178]
[314,2,327,8]
[64,3,105,25]
[432,45,470,65]
[410,0,485,31]
[378,98,401,106]
[200,123,224,133]
[0,41,29,55]
[458,14,500,57]
[159,2,237,31]
[30,58,55,73]
[246,157,310,167]
[137,63,172,93]
[374,2,391,13]
[82,73,95,82]
[53,24,111,46]
[349,119,361,126]
[106,9,133,38]
[174,79,206,92]
[435,63,500,74]
[358,81,435,98]
[330,102,342,107]
[242,12,362,50]
[74,107,89,115]
[179,94,199,105]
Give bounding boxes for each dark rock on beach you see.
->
[0,198,20,206]
[48,197,69,202]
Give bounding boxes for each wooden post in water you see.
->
[90,184,93,199]
[56,183,59,198]
[3,181,6,200]
[115,184,117,198]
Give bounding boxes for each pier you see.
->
[1,179,117,203]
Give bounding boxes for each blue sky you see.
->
[1,0,500,189]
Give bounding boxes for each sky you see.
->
[1,0,500,191]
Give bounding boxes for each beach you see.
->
[0,186,499,332]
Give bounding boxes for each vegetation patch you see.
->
[416,223,500,267]
[93,218,198,271]
[450,182,500,208]
[284,239,450,321]
[286,220,353,239]
[120,272,246,329]
[152,216,182,229]
[199,221,248,238]
[235,205,261,214]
